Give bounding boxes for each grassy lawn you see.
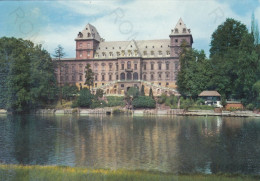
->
[0,164,259,181]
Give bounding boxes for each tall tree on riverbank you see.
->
[53,45,65,104]
[210,18,248,98]
[177,48,213,98]
[0,37,58,113]
[84,64,94,89]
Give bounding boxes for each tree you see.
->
[177,48,213,98]
[96,89,104,98]
[210,18,249,98]
[251,12,260,45]
[140,85,145,96]
[84,64,94,89]
[127,87,139,98]
[210,18,248,57]
[76,88,93,108]
[132,96,156,108]
[0,37,58,112]
[234,33,258,103]
[53,45,65,104]
[62,84,78,101]
[149,87,154,99]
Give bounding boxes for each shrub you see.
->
[106,96,125,107]
[126,87,139,98]
[62,84,79,101]
[112,108,124,114]
[96,89,104,98]
[157,93,167,104]
[76,88,93,108]
[132,96,156,109]
[90,100,107,108]
[246,103,254,111]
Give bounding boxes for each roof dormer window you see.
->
[175,28,178,33]
[109,52,113,57]
[87,33,91,37]
[183,28,186,33]
[102,52,106,57]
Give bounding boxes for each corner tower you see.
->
[169,18,193,57]
[75,23,101,59]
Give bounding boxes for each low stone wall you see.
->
[32,108,260,117]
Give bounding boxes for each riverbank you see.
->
[33,108,260,117]
[1,108,259,117]
[0,164,258,181]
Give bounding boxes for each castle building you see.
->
[54,18,193,96]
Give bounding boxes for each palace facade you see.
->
[54,18,193,96]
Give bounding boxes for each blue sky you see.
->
[1,0,260,58]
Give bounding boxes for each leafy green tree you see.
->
[62,84,78,101]
[252,81,260,108]
[140,85,145,96]
[127,87,139,98]
[0,37,58,112]
[234,33,258,103]
[95,89,104,99]
[132,96,156,108]
[251,12,260,45]
[76,88,93,108]
[210,18,248,57]
[84,64,94,89]
[177,48,213,98]
[149,87,154,99]
[210,18,249,98]
[53,45,65,104]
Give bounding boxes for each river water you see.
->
[0,114,259,175]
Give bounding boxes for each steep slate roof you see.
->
[94,39,171,59]
[198,91,221,97]
[75,23,101,42]
[170,18,191,36]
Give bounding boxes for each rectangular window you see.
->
[151,64,154,70]
[121,64,124,70]
[95,75,98,81]
[102,75,105,81]
[175,39,178,43]
[158,64,161,70]
[79,74,82,81]
[102,83,104,85]
[134,64,137,70]
[166,63,169,70]
[121,84,124,87]
[109,64,112,70]
[159,74,161,79]
[116,64,118,71]
[151,74,154,80]
[87,52,90,57]
[109,74,112,81]
[159,82,161,86]
[144,64,146,70]
[116,74,119,80]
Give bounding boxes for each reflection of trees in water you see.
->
[210,118,260,174]
[176,116,260,174]
[176,117,211,173]
[12,115,57,164]
[1,115,259,174]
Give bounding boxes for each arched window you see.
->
[120,73,125,80]
[143,74,146,80]
[127,72,132,80]
[133,72,138,80]
[127,61,131,69]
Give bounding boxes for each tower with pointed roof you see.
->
[75,23,102,59]
[169,18,193,57]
